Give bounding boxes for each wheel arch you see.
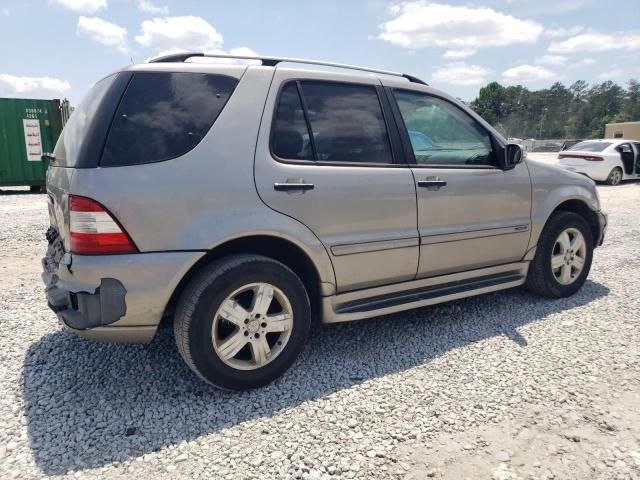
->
[546,199,601,246]
[161,234,331,328]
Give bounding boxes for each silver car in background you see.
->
[42,54,607,390]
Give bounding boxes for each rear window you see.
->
[568,141,611,152]
[101,72,238,167]
[53,74,120,167]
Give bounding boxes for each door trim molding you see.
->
[420,225,530,245]
[331,236,419,256]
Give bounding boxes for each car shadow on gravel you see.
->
[22,280,609,475]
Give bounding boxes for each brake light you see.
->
[558,154,604,161]
[69,195,138,255]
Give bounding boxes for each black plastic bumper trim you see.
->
[45,277,127,330]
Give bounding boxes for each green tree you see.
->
[470,78,638,140]
[623,79,640,121]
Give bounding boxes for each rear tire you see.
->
[174,254,311,390]
[525,212,593,298]
[605,167,623,186]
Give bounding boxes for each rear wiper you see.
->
[42,152,56,163]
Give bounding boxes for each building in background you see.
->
[605,121,640,140]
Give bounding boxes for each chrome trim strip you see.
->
[330,237,419,256]
[420,225,530,245]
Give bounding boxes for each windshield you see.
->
[568,141,611,152]
[53,74,118,167]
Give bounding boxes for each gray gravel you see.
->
[0,182,639,480]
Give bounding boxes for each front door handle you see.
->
[274,182,315,192]
[417,179,447,189]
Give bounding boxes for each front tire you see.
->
[525,212,593,298]
[174,254,311,390]
[605,167,623,186]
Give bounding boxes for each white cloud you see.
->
[502,64,556,83]
[442,49,476,59]
[378,2,543,49]
[549,31,640,53]
[387,4,401,15]
[567,57,596,69]
[137,0,168,15]
[136,16,223,51]
[544,26,584,38]
[0,74,71,98]
[598,69,623,80]
[77,16,127,52]
[501,0,590,16]
[226,46,259,57]
[597,66,640,80]
[431,63,491,86]
[537,54,568,65]
[50,0,106,14]
[2,8,9,16]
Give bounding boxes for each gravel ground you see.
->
[0,179,639,480]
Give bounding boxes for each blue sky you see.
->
[0,0,639,103]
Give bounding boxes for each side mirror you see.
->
[503,143,525,170]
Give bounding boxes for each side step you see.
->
[322,263,528,323]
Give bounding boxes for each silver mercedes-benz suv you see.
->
[42,53,607,390]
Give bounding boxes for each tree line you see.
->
[470,79,640,140]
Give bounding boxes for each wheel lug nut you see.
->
[244,319,249,324]
[244,331,249,336]
[254,333,260,338]
[261,322,267,328]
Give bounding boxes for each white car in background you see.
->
[557,139,640,185]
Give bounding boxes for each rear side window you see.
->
[101,72,238,167]
[271,80,393,164]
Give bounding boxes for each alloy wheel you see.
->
[211,283,293,370]
[610,169,622,185]
[551,228,587,285]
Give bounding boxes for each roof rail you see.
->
[148,52,428,85]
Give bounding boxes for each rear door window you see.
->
[271,80,393,164]
[101,72,238,167]
[301,82,392,163]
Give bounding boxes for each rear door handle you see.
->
[274,182,315,192]
[417,179,447,189]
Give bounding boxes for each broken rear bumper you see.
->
[42,250,205,343]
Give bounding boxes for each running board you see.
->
[322,262,528,323]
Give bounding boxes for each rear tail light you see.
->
[69,195,138,255]
[558,154,604,161]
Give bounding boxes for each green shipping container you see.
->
[0,98,64,189]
